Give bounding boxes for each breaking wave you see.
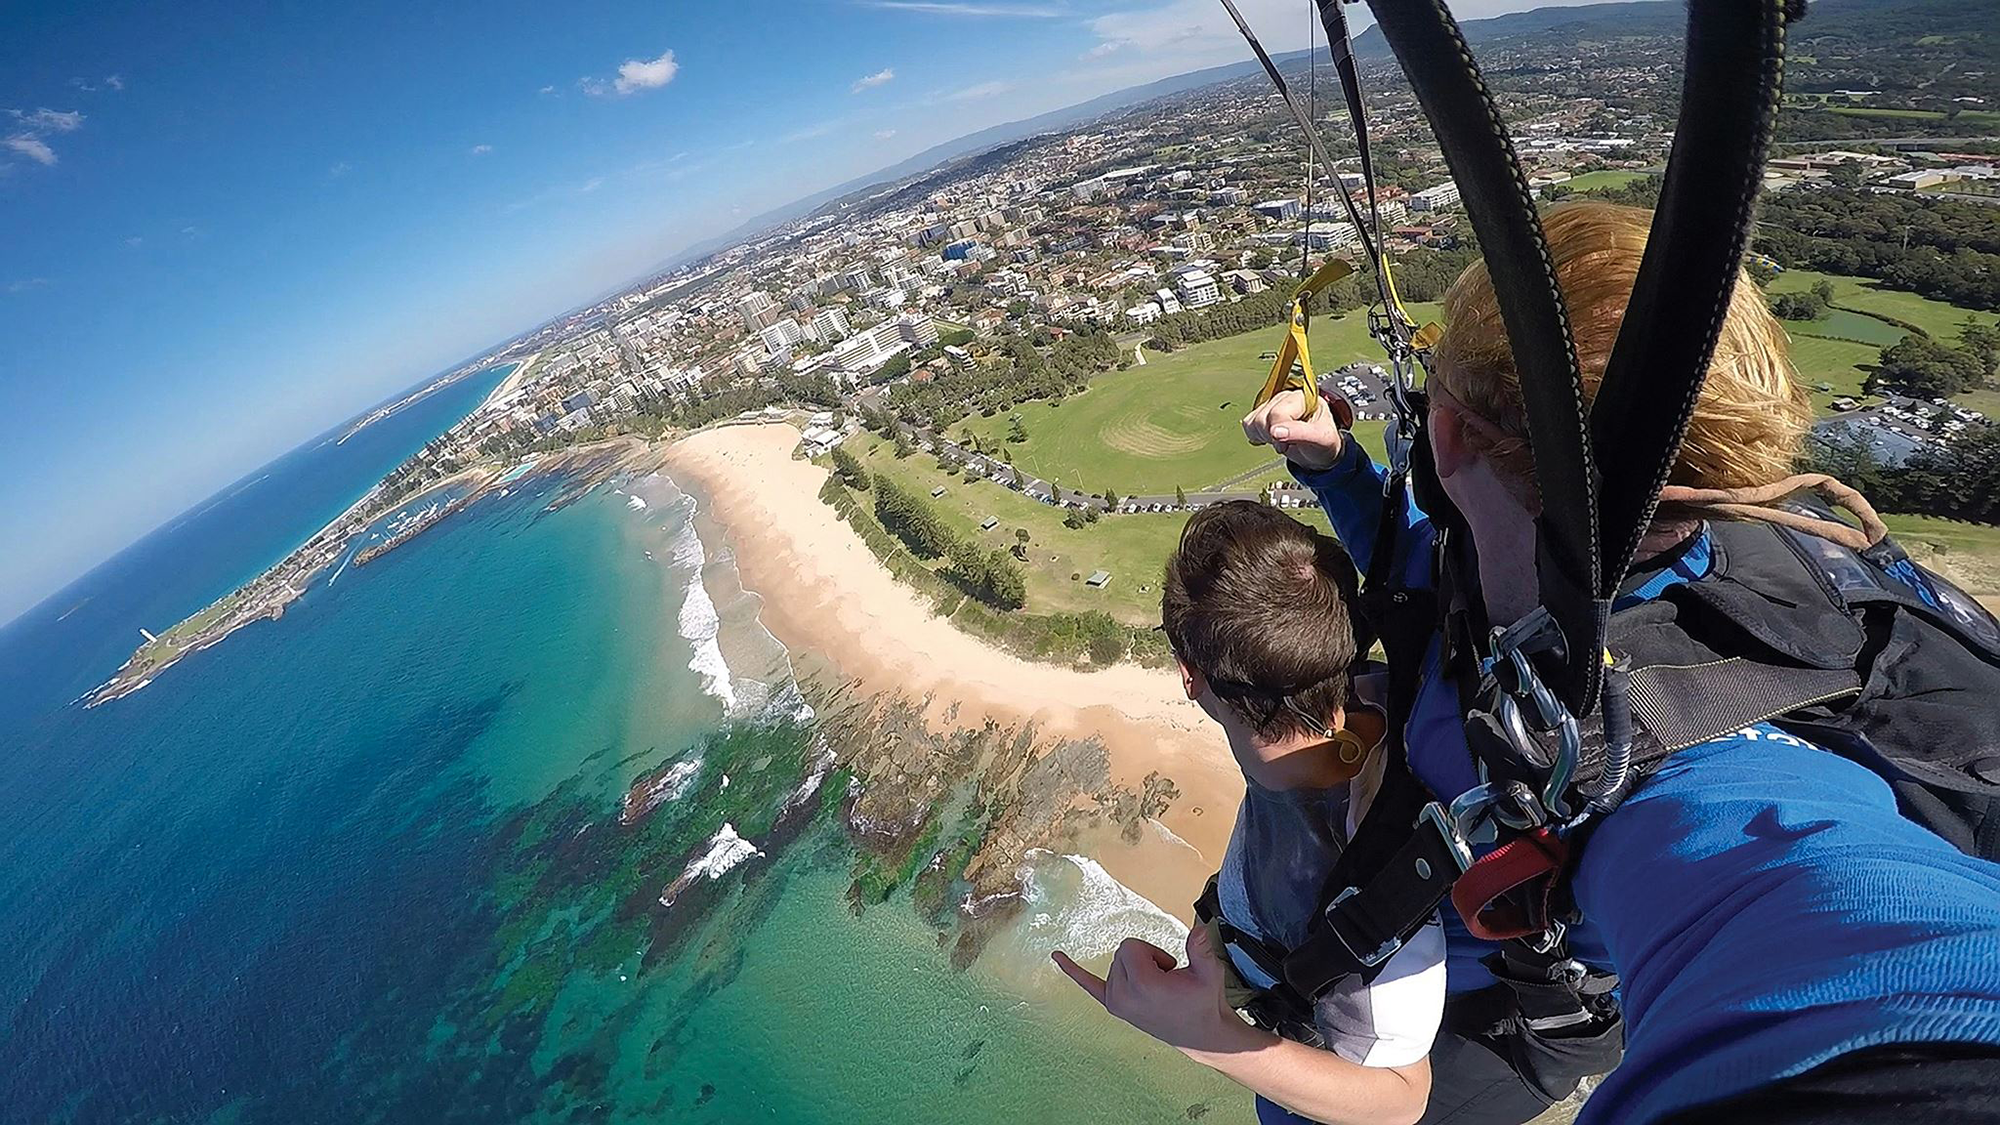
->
[1011,849,1188,965]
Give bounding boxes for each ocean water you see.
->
[0,376,1253,1123]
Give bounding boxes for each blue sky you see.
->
[0,0,1630,623]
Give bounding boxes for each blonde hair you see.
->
[1431,201,1811,496]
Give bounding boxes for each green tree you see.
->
[1175,485,1187,506]
[1105,488,1120,508]
[893,431,913,458]
[874,478,955,558]
[984,549,1027,609]
[1960,321,2000,380]
[1770,290,1828,321]
[829,446,870,491]
[1008,415,1029,443]
[1869,334,1985,398]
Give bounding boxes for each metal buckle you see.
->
[1448,780,1547,847]
[1489,621,1583,820]
[1321,803,1471,970]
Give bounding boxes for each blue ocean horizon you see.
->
[0,371,1246,1124]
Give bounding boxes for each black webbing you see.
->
[1314,0,1399,320]
[1362,0,1602,715]
[1216,0,1381,267]
[1591,0,1795,594]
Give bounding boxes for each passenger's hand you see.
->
[1052,926,1242,1057]
[1242,389,1350,472]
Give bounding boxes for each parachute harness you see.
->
[1207,0,1802,988]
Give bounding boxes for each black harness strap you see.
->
[1362,0,1603,716]
[1591,0,1795,594]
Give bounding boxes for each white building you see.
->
[738,291,779,333]
[1409,182,1462,212]
[812,306,851,342]
[1126,302,1163,325]
[1176,269,1221,309]
[759,319,806,355]
[897,315,939,348]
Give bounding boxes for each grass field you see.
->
[1788,336,1880,409]
[1768,269,1997,343]
[1564,170,1647,193]
[958,308,1432,497]
[846,431,1336,625]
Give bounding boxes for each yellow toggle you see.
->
[1255,258,1355,419]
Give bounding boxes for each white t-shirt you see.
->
[1213,726,1447,1068]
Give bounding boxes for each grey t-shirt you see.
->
[1214,741,1446,1067]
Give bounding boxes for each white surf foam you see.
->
[657,823,764,907]
[690,822,760,879]
[1012,849,1188,965]
[626,495,648,511]
[665,515,738,713]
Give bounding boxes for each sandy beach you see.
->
[662,422,1244,919]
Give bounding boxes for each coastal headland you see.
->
[83,437,659,708]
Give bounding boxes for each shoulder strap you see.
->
[1362,0,1602,715]
[1592,0,1797,589]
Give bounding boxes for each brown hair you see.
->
[1431,201,1812,498]
[1161,501,1366,740]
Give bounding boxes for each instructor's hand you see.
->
[1053,927,1246,1058]
[1242,389,1350,472]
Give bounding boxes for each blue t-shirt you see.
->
[1295,441,2000,1122]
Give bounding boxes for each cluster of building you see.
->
[1766,146,1999,198]
[437,40,1694,459]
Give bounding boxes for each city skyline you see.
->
[0,0,1641,624]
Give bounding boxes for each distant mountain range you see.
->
[658,47,1323,269]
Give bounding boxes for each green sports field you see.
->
[1564,170,1647,193]
[959,308,1432,497]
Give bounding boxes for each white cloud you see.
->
[124,236,143,248]
[584,49,680,98]
[105,74,124,91]
[874,128,898,139]
[14,108,84,133]
[329,160,352,176]
[6,277,51,293]
[470,143,493,155]
[859,1,1061,15]
[2,106,86,168]
[4,135,57,166]
[782,121,841,142]
[851,67,896,93]
[538,84,557,96]
[1086,39,1126,58]
[946,80,1012,101]
[578,176,604,193]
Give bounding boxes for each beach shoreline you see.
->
[660,422,1244,921]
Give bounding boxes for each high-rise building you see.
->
[896,316,939,348]
[738,292,780,333]
[812,307,851,342]
[759,319,806,355]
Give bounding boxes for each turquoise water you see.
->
[0,423,1253,1121]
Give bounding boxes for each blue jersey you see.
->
[1294,442,2000,1123]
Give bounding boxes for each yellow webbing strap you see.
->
[1256,258,1354,417]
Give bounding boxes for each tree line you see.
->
[869,476,1026,610]
[1756,188,2000,313]
[883,328,1122,433]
